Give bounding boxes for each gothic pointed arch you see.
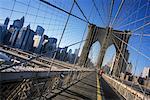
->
[78,24,131,77]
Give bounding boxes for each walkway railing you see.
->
[103,74,150,100]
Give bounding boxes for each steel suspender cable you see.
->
[111,0,125,27]
[92,0,105,26]
[75,5,94,69]
[131,0,150,95]
[111,38,128,68]
[115,32,150,37]
[48,1,75,70]
[9,0,16,18]
[132,22,150,33]
[108,0,114,27]
[39,2,75,99]
[64,5,95,98]
[112,0,131,28]
[114,2,149,28]
[117,16,150,29]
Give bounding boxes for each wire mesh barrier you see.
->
[0,0,150,99]
[1,71,92,99]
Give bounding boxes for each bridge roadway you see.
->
[49,72,124,100]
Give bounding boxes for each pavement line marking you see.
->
[97,74,102,100]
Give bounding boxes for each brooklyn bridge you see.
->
[0,0,150,99]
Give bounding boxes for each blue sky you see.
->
[0,0,150,76]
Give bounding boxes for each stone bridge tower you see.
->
[78,24,131,77]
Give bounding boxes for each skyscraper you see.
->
[12,16,24,29]
[40,35,49,53]
[15,25,31,49]
[0,17,10,43]
[21,27,35,51]
[15,27,27,48]
[67,49,72,63]
[10,29,20,46]
[142,67,150,78]
[43,37,57,57]
[9,16,25,46]
[126,62,132,73]
[34,25,45,53]
[0,26,3,43]
[60,47,68,61]
[3,31,12,45]
[4,17,9,27]
[36,25,44,36]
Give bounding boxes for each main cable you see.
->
[40,0,89,23]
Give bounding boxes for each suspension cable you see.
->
[74,0,90,23]
[40,0,89,23]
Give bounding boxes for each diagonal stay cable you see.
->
[1,0,77,72]
[131,0,149,95]
[113,0,147,29]
[74,0,90,24]
[92,0,105,26]
[101,0,107,23]
[113,2,149,28]
[115,32,150,37]
[112,0,133,28]
[111,37,128,68]
[116,1,149,28]
[111,34,129,78]
[132,22,150,33]
[116,16,150,29]
[112,33,150,61]
[108,0,114,27]
[39,0,89,23]
[112,33,145,94]
[106,0,110,25]
[111,0,125,27]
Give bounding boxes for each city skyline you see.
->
[0,16,81,65]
